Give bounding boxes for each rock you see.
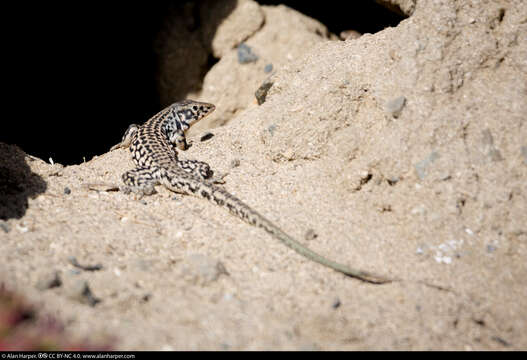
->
[68,256,103,272]
[0,220,10,233]
[385,96,406,118]
[340,30,361,41]
[200,132,215,142]
[187,3,334,135]
[237,43,259,64]
[255,79,274,105]
[304,229,318,241]
[415,152,440,180]
[35,271,62,290]
[230,158,241,168]
[202,0,265,58]
[481,129,504,162]
[63,278,101,307]
[332,297,341,309]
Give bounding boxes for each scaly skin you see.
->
[115,100,392,283]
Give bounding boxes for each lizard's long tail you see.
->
[163,169,393,283]
[229,198,393,284]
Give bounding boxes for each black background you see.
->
[3,1,405,165]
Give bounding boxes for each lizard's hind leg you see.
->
[177,159,213,180]
[177,159,227,184]
[121,167,160,196]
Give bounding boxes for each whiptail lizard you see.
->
[111,100,392,283]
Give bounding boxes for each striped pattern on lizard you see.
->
[112,100,392,283]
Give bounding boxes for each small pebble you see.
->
[488,148,503,162]
[482,129,503,161]
[35,271,62,290]
[264,63,273,73]
[68,256,103,271]
[65,279,101,307]
[386,177,399,186]
[481,129,494,146]
[491,335,511,347]
[385,96,406,118]
[415,151,439,180]
[230,159,241,168]
[16,224,29,233]
[237,43,259,64]
[434,255,452,264]
[304,229,318,241]
[200,132,214,142]
[255,80,274,105]
[340,30,361,41]
[64,187,71,195]
[332,297,341,309]
[0,220,10,233]
[486,244,497,253]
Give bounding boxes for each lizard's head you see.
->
[174,100,216,128]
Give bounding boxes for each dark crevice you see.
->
[206,53,220,71]
[4,1,406,165]
[6,3,170,165]
[0,143,47,220]
[498,8,505,23]
[257,0,407,36]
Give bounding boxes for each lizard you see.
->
[111,100,393,283]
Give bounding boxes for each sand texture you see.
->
[1,0,526,350]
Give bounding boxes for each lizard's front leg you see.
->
[110,124,139,151]
[169,129,190,151]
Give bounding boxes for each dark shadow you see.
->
[3,1,404,166]
[257,0,407,35]
[154,0,237,106]
[3,1,237,166]
[0,143,47,220]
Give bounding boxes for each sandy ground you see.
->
[1,0,526,350]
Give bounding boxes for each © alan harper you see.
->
[1,354,135,360]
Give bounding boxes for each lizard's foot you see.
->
[119,185,131,195]
[121,168,159,199]
[177,159,215,180]
[210,171,228,184]
[119,184,156,200]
